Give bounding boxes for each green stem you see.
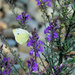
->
[59,52,63,64]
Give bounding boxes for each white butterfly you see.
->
[13,28,30,44]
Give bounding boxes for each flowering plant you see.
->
[0,0,75,75]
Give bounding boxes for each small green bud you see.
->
[19,58,23,62]
[61,24,64,28]
[72,37,74,40]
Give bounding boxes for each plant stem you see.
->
[59,52,63,64]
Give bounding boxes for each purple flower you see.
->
[3,70,7,75]
[44,28,49,34]
[0,44,3,49]
[38,46,43,53]
[27,39,31,47]
[35,52,39,57]
[47,2,51,7]
[54,32,58,38]
[29,50,34,55]
[32,63,38,72]
[46,35,51,41]
[16,15,21,20]
[53,64,66,75]
[42,0,45,2]
[55,26,59,31]
[64,33,69,37]
[53,66,57,72]
[27,56,38,72]
[53,74,56,75]
[26,15,31,20]
[27,60,31,68]
[38,40,43,45]
[36,0,51,7]
[36,0,41,6]
[44,20,59,41]
[16,11,31,24]
[0,69,1,74]
[1,57,12,75]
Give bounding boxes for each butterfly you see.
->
[13,28,30,44]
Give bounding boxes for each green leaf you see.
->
[72,19,75,23]
[67,57,75,64]
[53,51,61,58]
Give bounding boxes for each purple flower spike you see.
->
[36,0,51,7]
[16,11,31,24]
[1,57,12,75]
[44,20,59,41]
[27,28,43,58]
[53,64,67,75]
[27,56,38,72]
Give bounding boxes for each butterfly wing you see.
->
[15,32,29,44]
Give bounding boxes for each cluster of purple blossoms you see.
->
[27,28,43,73]
[27,28,43,57]
[27,56,38,72]
[53,64,65,75]
[36,0,51,7]
[0,57,12,75]
[44,20,59,41]
[0,44,12,75]
[16,11,31,24]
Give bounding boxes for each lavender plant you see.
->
[1,0,75,75]
[0,44,13,75]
